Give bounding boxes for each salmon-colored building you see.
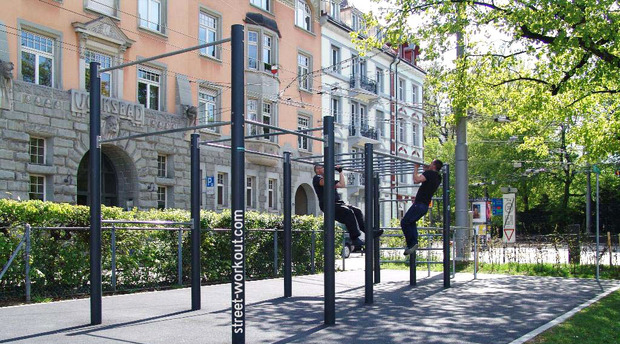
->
[0,0,323,213]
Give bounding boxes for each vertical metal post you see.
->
[341,232,346,271]
[454,28,469,261]
[595,171,600,281]
[273,229,278,277]
[373,173,380,284]
[25,224,31,302]
[191,133,201,310]
[283,152,292,297]
[443,164,451,287]
[111,225,116,291]
[230,24,246,344]
[311,230,316,274]
[364,143,373,304]
[474,232,478,279]
[323,115,336,325]
[586,169,591,234]
[89,61,102,325]
[178,228,183,286]
[410,251,416,286]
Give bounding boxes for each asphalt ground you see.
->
[0,268,618,344]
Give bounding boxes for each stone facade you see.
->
[0,80,318,214]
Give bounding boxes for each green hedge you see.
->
[0,200,332,302]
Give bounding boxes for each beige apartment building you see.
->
[0,0,324,214]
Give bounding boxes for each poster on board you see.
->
[472,201,487,224]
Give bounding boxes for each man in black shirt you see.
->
[401,159,443,255]
[312,164,369,249]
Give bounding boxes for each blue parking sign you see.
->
[491,198,503,216]
[206,176,215,188]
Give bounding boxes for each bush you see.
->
[0,200,326,303]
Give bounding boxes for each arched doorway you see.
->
[294,187,308,215]
[77,152,118,206]
[294,183,317,215]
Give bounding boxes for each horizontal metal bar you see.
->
[102,220,192,225]
[378,247,444,251]
[99,37,232,73]
[100,121,232,144]
[202,126,323,145]
[379,260,445,264]
[246,120,325,142]
[206,142,284,161]
[374,151,427,166]
[291,152,353,161]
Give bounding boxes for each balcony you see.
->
[348,75,379,102]
[245,134,281,167]
[346,172,365,197]
[348,124,380,147]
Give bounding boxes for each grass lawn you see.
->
[526,289,620,344]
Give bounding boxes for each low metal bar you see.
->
[99,38,232,73]
[0,236,25,281]
[102,220,192,225]
[246,119,325,142]
[111,225,117,291]
[25,224,31,302]
[178,228,183,286]
[100,121,231,144]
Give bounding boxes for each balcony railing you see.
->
[349,75,377,94]
[349,124,379,140]
[347,173,365,186]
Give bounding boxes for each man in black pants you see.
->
[401,159,443,255]
[312,164,375,250]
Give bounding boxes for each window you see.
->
[262,101,272,140]
[412,123,419,146]
[376,110,384,137]
[330,0,340,20]
[376,68,384,93]
[298,115,310,150]
[85,50,113,97]
[411,84,419,105]
[157,155,167,177]
[297,53,311,91]
[296,0,312,31]
[248,31,259,70]
[331,97,341,123]
[246,177,255,208]
[351,13,364,32]
[268,178,277,209]
[199,88,218,130]
[398,119,406,143]
[399,173,407,184]
[247,29,277,72]
[86,0,117,17]
[247,99,259,136]
[217,172,228,206]
[157,186,166,209]
[250,0,270,12]
[139,0,165,33]
[351,54,358,78]
[398,78,405,101]
[263,34,273,70]
[138,68,160,110]
[20,31,54,87]
[30,137,45,164]
[29,175,45,201]
[199,11,220,59]
[330,45,340,73]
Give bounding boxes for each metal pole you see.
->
[364,143,374,304]
[230,24,246,344]
[25,224,31,302]
[283,152,292,297]
[410,250,416,286]
[323,115,336,325]
[454,28,469,261]
[191,133,201,310]
[443,164,451,288]
[341,232,345,271]
[311,229,316,274]
[178,228,183,286]
[586,168,591,234]
[273,229,278,277]
[89,61,102,325]
[111,225,116,291]
[373,173,381,284]
[596,171,600,281]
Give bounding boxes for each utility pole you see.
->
[454,29,469,260]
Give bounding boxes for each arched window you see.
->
[295,0,311,31]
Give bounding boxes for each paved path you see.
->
[0,270,618,344]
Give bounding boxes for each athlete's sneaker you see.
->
[403,244,418,256]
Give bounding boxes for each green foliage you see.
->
[0,200,327,303]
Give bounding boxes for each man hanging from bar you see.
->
[312,164,383,251]
[401,159,443,256]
